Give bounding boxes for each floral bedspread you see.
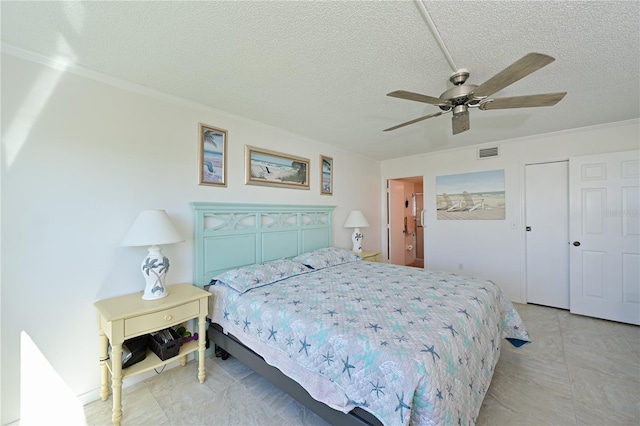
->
[208,261,529,425]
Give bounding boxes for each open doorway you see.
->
[387,176,424,268]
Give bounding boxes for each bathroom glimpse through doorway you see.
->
[387,176,424,268]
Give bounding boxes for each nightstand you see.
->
[359,250,382,262]
[94,283,211,425]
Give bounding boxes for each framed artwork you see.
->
[436,169,505,220]
[320,155,333,195]
[245,145,310,190]
[199,123,227,187]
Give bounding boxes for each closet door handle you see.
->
[572,241,581,247]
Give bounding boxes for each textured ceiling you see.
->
[2,1,638,160]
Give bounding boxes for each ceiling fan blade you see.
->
[479,92,567,110]
[472,53,556,99]
[383,111,444,132]
[387,90,447,106]
[452,112,470,135]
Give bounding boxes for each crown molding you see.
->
[1,43,374,162]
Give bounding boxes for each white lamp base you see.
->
[351,227,363,253]
[141,246,169,300]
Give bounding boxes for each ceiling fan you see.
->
[384,52,567,135]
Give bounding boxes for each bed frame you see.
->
[192,202,381,426]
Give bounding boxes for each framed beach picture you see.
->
[199,123,227,187]
[245,145,310,190]
[435,169,505,220]
[320,155,333,195]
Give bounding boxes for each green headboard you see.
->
[191,202,335,287]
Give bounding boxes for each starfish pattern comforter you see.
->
[208,259,529,426]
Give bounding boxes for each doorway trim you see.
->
[386,175,424,267]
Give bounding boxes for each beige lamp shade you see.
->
[121,210,184,300]
[121,210,184,247]
[344,210,370,228]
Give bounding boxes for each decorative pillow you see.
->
[293,247,360,270]
[213,258,310,293]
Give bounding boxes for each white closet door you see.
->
[525,161,569,309]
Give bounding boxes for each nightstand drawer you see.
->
[124,300,200,337]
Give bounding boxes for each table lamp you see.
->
[344,210,370,253]
[121,210,184,300]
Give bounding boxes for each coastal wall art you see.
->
[320,155,333,195]
[199,123,227,187]
[436,169,505,220]
[245,145,310,190]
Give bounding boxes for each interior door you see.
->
[388,180,406,265]
[525,161,570,309]
[569,150,640,325]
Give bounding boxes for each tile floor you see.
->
[83,303,640,425]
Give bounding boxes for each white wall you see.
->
[381,119,639,303]
[0,53,380,424]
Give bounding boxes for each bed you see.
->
[192,202,530,426]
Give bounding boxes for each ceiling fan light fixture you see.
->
[384,52,566,135]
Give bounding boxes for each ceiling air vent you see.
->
[478,146,499,159]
